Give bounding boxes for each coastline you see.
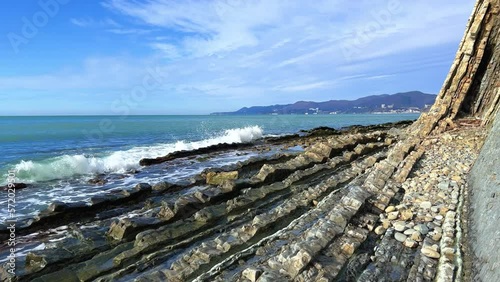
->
[0,116,493,281]
[0,120,414,280]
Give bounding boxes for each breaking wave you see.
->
[11,126,263,183]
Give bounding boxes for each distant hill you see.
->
[211,91,437,115]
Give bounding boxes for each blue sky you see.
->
[0,0,475,115]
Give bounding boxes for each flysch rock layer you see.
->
[1,0,499,281]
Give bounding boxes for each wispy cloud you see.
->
[70,17,120,28]
[150,43,181,59]
[0,0,476,114]
[274,81,333,92]
[106,28,153,35]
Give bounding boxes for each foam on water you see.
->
[10,126,263,183]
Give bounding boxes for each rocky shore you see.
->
[1,0,498,281]
[0,121,407,281]
[0,118,489,281]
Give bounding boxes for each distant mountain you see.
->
[211,91,437,115]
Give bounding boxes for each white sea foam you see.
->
[12,126,263,183]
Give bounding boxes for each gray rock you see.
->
[415,224,429,235]
[394,232,407,242]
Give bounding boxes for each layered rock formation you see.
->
[411,0,499,135]
[0,0,498,281]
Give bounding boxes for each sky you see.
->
[0,0,476,115]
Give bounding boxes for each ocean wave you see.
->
[9,126,263,183]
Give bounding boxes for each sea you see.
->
[0,114,419,224]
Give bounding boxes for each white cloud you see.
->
[70,17,120,28]
[274,81,333,92]
[106,28,153,35]
[0,0,476,113]
[150,43,181,59]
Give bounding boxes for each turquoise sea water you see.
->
[0,114,418,221]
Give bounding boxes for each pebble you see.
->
[414,224,429,235]
[393,221,406,232]
[404,238,418,248]
[387,211,399,220]
[400,209,413,221]
[420,201,432,209]
[422,247,441,259]
[385,206,395,213]
[360,128,479,278]
[375,226,386,235]
[424,183,433,191]
[381,219,391,229]
[429,231,442,241]
[404,228,415,236]
[411,231,423,241]
[438,181,449,190]
[394,232,407,242]
[424,215,434,222]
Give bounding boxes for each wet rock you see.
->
[46,201,87,213]
[1,182,29,190]
[194,191,211,203]
[47,201,70,213]
[88,176,108,185]
[25,252,48,271]
[152,181,175,192]
[132,183,153,194]
[108,217,161,241]
[90,194,124,205]
[139,142,253,166]
[158,202,175,220]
